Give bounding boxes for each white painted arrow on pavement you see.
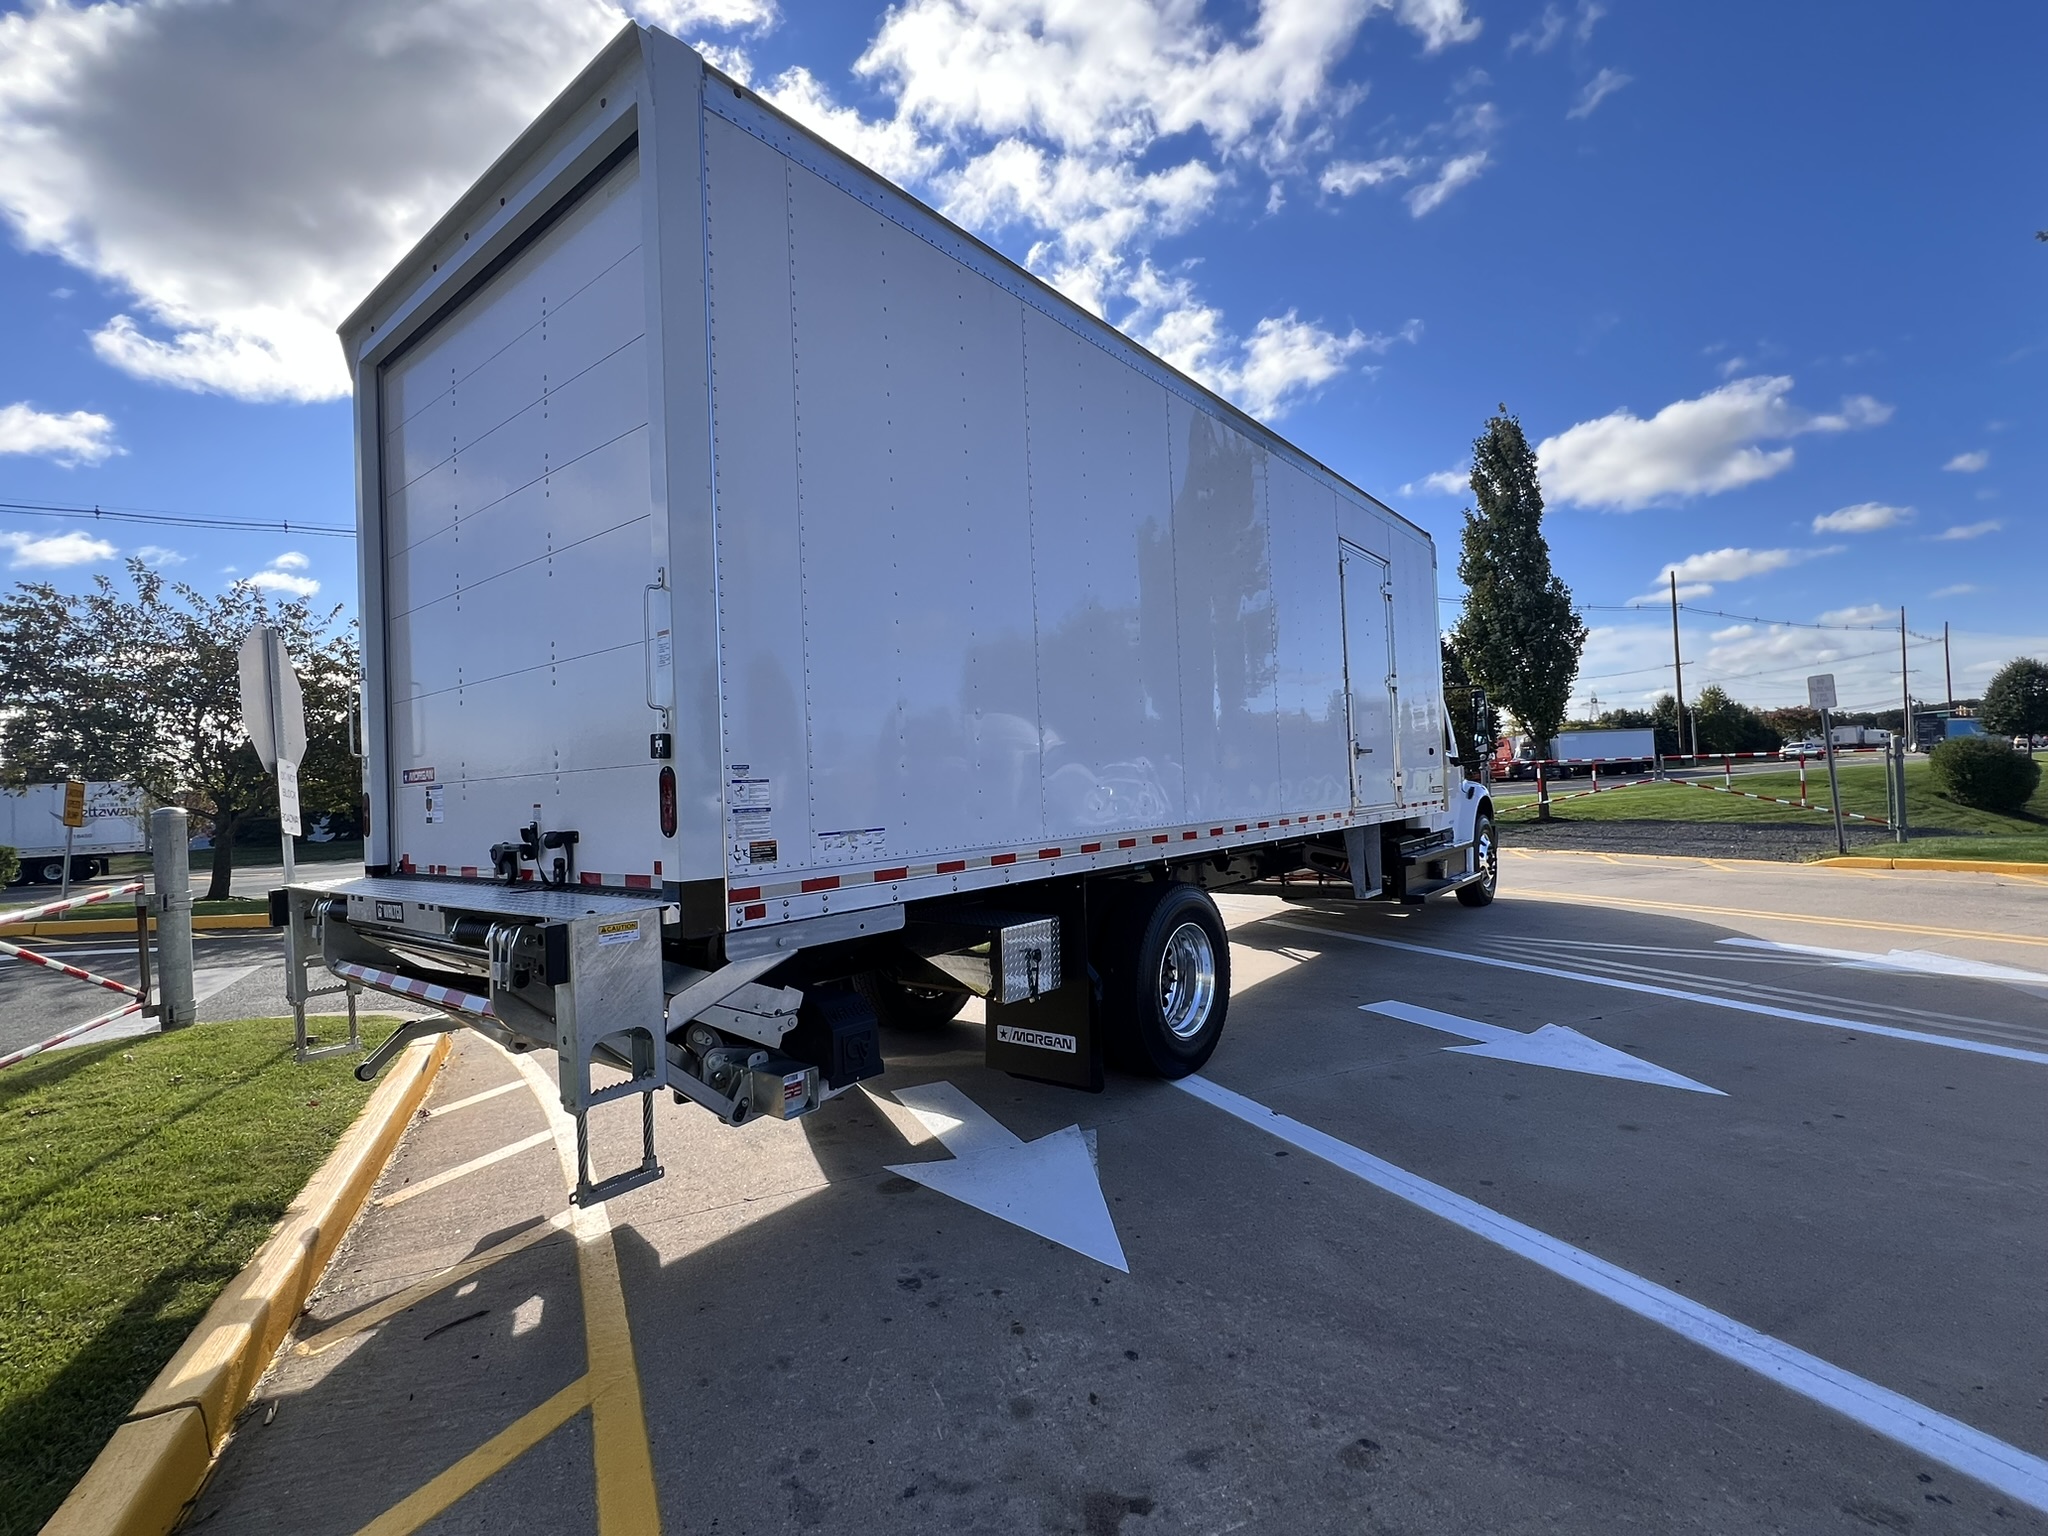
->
[1363,1001,1726,1095]
[884,1081,1129,1272]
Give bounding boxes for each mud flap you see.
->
[983,882,1103,1092]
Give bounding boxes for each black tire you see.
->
[1097,882,1230,1078]
[36,859,66,885]
[854,971,970,1031]
[1456,813,1497,907]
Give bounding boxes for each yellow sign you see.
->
[61,777,86,828]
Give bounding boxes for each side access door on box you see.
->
[1339,541,1398,809]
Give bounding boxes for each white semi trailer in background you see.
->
[1,782,147,885]
[284,24,1496,1202]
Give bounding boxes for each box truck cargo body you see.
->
[290,25,1495,1201]
[2,782,146,884]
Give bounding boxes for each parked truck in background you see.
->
[0,782,147,885]
[1550,729,1656,776]
[1491,729,1655,779]
[283,24,1497,1203]
[1831,726,1892,749]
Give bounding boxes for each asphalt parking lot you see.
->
[55,852,2048,1532]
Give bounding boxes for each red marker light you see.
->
[658,766,677,837]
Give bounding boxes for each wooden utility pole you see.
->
[1669,572,1688,758]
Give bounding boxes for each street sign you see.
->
[239,625,309,878]
[61,777,85,829]
[276,761,303,839]
[238,626,307,772]
[1806,673,1838,712]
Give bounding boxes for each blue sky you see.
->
[0,0,2040,715]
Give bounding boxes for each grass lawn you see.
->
[1494,757,2048,860]
[0,1017,398,1535]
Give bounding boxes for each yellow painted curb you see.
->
[39,1033,454,1536]
[1815,856,2048,874]
[9,913,272,938]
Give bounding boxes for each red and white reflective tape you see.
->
[0,881,144,928]
[1497,778,1658,812]
[0,998,145,1071]
[1669,777,1890,826]
[331,959,494,1017]
[724,809,1360,915]
[0,938,143,998]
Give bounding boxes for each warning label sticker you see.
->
[995,1024,1077,1055]
[402,767,436,785]
[423,784,444,824]
[596,918,643,947]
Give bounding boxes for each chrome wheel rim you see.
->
[1477,822,1497,889]
[1158,921,1218,1041]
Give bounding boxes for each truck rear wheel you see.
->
[1098,883,1230,1078]
[854,971,970,1031]
[36,859,66,885]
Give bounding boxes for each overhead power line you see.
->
[0,500,355,539]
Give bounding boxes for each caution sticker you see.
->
[596,918,643,947]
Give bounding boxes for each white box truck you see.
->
[1550,729,1656,776]
[285,24,1496,1201]
[1,781,147,885]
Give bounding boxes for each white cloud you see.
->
[1320,156,1418,194]
[1626,580,1712,607]
[2,0,1446,419]
[1406,150,1489,215]
[1931,584,1978,599]
[244,567,321,598]
[1934,520,2001,541]
[1943,449,1988,473]
[243,552,320,596]
[1624,545,1836,607]
[1662,547,1804,585]
[856,0,1472,162]
[1510,5,1566,52]
[0,0,771,403]
[1122,266,1417,418]
[1399,465,1469,497]
[1812,501,1911,534]
[1,529,118,568]
[132,544,185,566]
[1395,0,1482,52]
[1566,67,1630,119]
[787,1,1458,420]
[762,65,945,183]
[0,401,120,465]
[1817,604,1889,626]
[1537,375,1893,511]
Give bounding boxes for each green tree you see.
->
[1691,685,1781,755]
[0,562,357,899]
[1979,657,2048,750]
[1451,407,1587,806]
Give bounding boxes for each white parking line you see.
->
[1175,1073,2048,1515]
[1268,920,2048,1068]
[376,1129,554,1209]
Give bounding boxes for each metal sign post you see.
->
[1809,674,1847,856]
[238,625,308,883]
[58,776,85,899]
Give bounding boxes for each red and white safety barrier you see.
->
[0,998,146,1070]
[1497,776,1659,813]
[0,938,143,998]
[331,960,494,1017]
[0,881,144,928]
[1666,777,1891,826]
